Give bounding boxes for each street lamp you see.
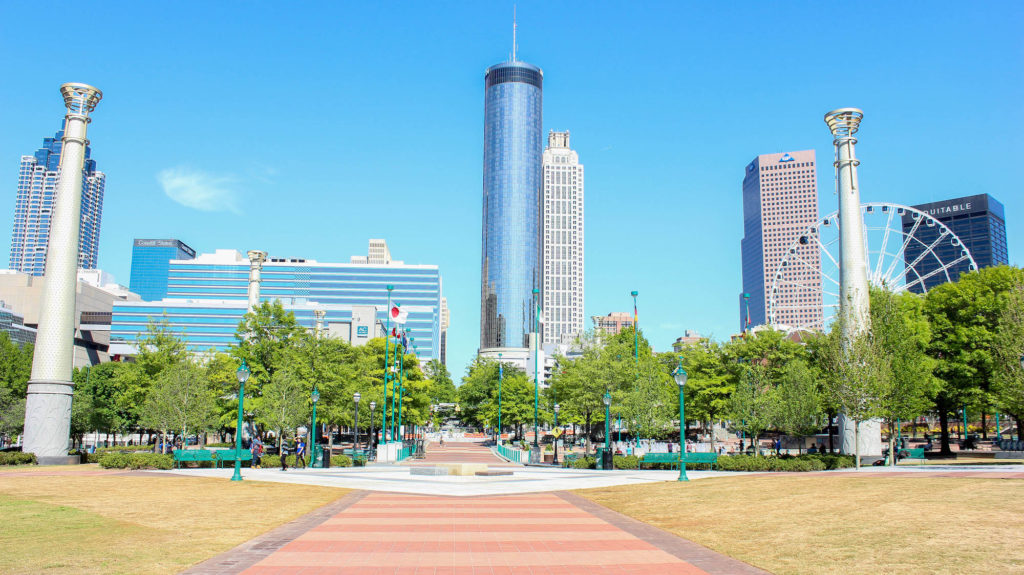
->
[1019,355,1024,369]
[603,392,612,470]
[231,359,250,482]
[383,284,394,445]
[630,290,640,448]
[353,392,361,456]
[497,352,503,445]
[532,287,540,450]
[310,388,320,467]
[673,358,689,482]
[553,403,561,466]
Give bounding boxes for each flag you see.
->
[390,305,408,325]
[633,300,638,328]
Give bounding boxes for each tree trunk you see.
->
[888,421,897,468]
[854,420,861,469]
[827,411,835,454]
[939,409,952,455]
[981,412,988,440]
[709,419,717,454]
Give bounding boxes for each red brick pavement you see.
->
[240,492,721,575]
[409,441,515,467]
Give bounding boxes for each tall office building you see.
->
[9,128,105,276]
[903,194,1009,293]
[440,296,450,365]
[541,131,584,344]
[111,240,446,361]
[129,239,197,301]
[740,150,821,330]
[479,56,544,351]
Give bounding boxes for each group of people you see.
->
[249,436,308,471]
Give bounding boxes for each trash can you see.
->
[322,447,331,468]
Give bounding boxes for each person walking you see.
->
[251,436,263,469]
[295,437,306,469]
[280,438,290,471]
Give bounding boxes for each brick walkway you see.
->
[409,441,514,467]
[235,491,765,574]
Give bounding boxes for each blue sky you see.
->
[1,2,1021,379]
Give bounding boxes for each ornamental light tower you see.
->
[22,83,102,462]
[824,107,881,456]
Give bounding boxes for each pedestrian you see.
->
[774,438,781,455]
[251,437,262,469]
[280,438,290,471]
[295,437,306,469]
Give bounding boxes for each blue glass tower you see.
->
[480,60,543,350]
[9,128,105,276]
[129,238,196,301]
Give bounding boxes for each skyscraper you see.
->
[129,239,197,301]
[480,57,543,351]
[9,128,105,276]
[740,150,821,330]
[541,130,584,345]
[903,194,1009,293]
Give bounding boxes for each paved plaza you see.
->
[168,440,1023,574]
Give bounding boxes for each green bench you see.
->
[213,449,252,468]
[561,453,581,467]
[639,452,719,471]
[897,448,926,461]
[172,449,215,468]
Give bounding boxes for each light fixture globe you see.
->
[554,403,560,414]
[674,368,688,388]
[602,392,611,407]
[236,359,250,384]
[311,389,320,403]
[370,401,376,410]
[354,392,361,404]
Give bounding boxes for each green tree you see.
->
[992,278,1024,440]
[924,266,1024,453]
[233,300,309,393]
[424,359,457,404]
[0,333,31,440]
[674,342,734,452]
[728,363,775,456]
[140,362,217,451]
[259,367,308,451]
[547,338,610,454]
[773,359,822,453]
[135,318,189,377]
[479,372,533,439]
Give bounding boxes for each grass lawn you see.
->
[0,466,346,574]
[578,474,1024,575]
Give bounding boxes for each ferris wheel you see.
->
[767,202,977,332]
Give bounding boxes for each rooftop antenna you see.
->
[512,5,518,62]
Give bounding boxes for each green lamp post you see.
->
[310,387,320,467]
[553,403,560,466]
[353,392,361,456]
[231,359,250,482]
[497,352,503,445]
[673,358,689,482]
[383,285,393,442]
[630,290,640,448]
[603,391,611,469]
[532,287,540,449]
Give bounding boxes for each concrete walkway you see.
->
[188,490,766,575]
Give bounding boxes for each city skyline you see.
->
[0,3,1021,376]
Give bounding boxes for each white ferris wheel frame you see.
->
[767,202,978,332]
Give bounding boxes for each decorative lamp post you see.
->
[310,388,320,467]
[673,358,689,482]
[553,403,561,466]
[630,290,640,448]
[1020,355,1024,369]
[383,285,393,443]
[497,351,501,446]
[603,392,611,469]
[532,287,540,449]
[232,359,250,482]
[617,413,622,445]
[353,392,361,455]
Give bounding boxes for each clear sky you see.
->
[1,2,1021,380]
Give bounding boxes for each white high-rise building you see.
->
[9,129,105,276]
[542,131,584,345]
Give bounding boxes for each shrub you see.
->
[261,453,352,468]
[715,454,833,472]
[98,452,173,470]
[571,456,596,469]
[613,455,639,469]
[0,452,37,465]
[206,442,234,448]
[96,445,154,453]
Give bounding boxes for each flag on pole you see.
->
[633,300,638,328]
[389,304,408,325]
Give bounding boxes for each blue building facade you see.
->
[110,250,444,361]
[480,60,544,350]
[9,128,105,275]
[903,194,1009,293]
[128,239,196,301]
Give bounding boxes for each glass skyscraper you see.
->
[480,59,544,350]
[903,194,1009,293]
[9,128,105,276]
[110,241,444,361]
[129,239,197,301]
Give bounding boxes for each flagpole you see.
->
[383,285,393,444]
[631,290,639,447]
[532,288,540,450]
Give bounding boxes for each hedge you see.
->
[97,452,173,470]
[714,454,854,472]
[260,454,352,468]
[0,452,37,466]
[613,455,640,469]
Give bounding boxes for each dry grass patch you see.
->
[578,474,1024,575]
[0,470,345,574]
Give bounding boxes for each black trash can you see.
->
[322,447,331,468]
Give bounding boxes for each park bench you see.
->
[562,453,580,467]
[639,452,719,471]
[172,449,215,469]
[897,448,926,461]
[213,449,252,468]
